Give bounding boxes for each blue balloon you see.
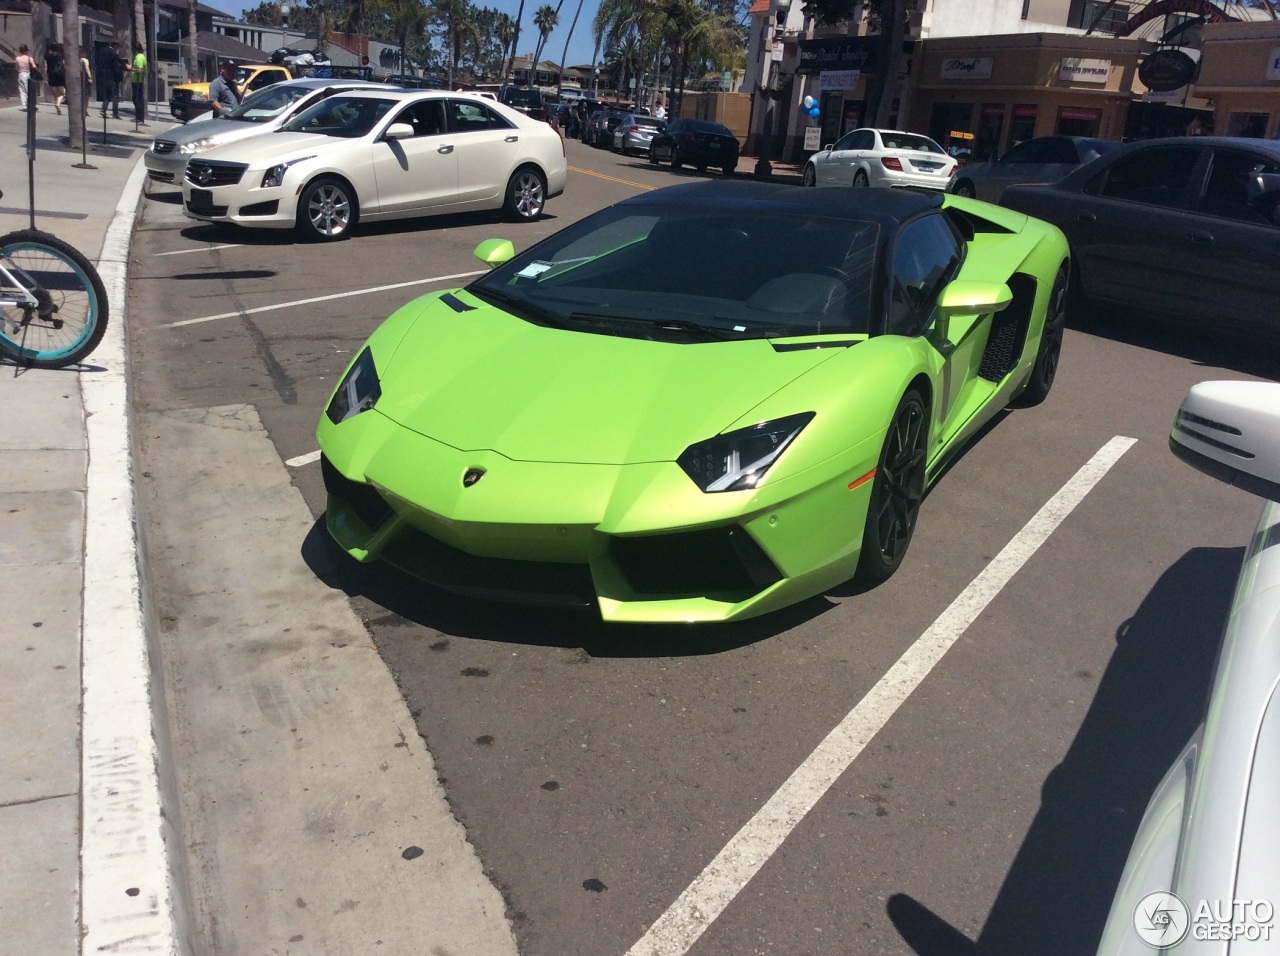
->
[808,106,821,118]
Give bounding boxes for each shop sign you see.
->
[1060,58,1111,83]
[1268,47,1280,81]
[1059,106,1102,122]
[804,127,822,150]
[797,36,877,76]
[1139,49,1197,91]
[941,57,992,80]
[818,70,860,90]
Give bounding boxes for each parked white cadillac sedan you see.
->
[181,89,567,241]
[801,128,956,191]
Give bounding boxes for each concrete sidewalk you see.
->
[1,95,520,955]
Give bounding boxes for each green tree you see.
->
[531,3,561,77]
[384,0,431,74]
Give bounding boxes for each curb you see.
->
[78,157,190,955]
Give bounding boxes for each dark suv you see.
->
[499,86,549,122]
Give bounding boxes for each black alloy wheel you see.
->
[856,390,927,583]
[1015,265,1068,407]
[953,180,976,198]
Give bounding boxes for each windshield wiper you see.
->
[567,312,737,340]
[466,287,574,330]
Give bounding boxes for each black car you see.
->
[999,136,1280,333]
[586,109,627,148]
[649,118,740,176]
[499,85,549,122]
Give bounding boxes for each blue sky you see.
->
[202,0,607,68]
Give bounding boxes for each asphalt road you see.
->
[130,139,1279,956]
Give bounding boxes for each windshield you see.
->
[881,132,945,154]
[281,94,395,137]
[225,84,314,123]
[469,204,879,340]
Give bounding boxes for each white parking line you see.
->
[625,434,1138,956]
[286,449,322,468]
[154,243,243,256]
[155,270,488,329]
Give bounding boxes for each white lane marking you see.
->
[625,435,1138,956]
[155,270,488,329]
[286,449,322,468]
[154,243,243,256]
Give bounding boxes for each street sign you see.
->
[771,41,783,62]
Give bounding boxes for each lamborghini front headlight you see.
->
[326,348,381,424]
[678,413,814,492]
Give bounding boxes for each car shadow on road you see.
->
[300,518,833,657]
[178,207,561,246]
[1069,301,1280,381]
[884,544,1242,955]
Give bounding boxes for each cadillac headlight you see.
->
[179,137,214,154]
[261,156,315,188]
[678,413,814,492]
[326,348,381,424]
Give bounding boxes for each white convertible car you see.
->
[1096,379,1280,955]
[181,88,567,241]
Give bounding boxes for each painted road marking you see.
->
[154,243,243,256]
[286,450,322,468]
[154,270,488,329]
[625,434,1138,956]
[568,165,657,191]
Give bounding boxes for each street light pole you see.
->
[280,1,291,54]
[753,0,791,180]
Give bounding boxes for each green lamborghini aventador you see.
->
[317,181,1069,623]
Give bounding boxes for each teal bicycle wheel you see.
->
[0,230,109,369]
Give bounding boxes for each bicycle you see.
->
[1,193,109,369]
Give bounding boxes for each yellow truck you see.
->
[168,63,293,122]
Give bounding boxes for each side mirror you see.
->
[383,122,414,140]
[473,238,515,268]
[824,143,834,152]
[1170,380,1280,503]
[936,279,1013,317]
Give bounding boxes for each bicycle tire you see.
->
[0,229,109,369]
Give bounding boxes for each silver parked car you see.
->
[145,78,400,185]
[1095,379,1280,955]
[611,113,665,156]
[947,135,1121,203]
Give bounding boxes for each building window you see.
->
[1084,1,1130,34]
[1226,112,1269,138]
[1010,104,1037,146]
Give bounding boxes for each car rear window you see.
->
[881,132,945,154]
[503,88,542,106]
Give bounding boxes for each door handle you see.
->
[1188,232,1213,244]
[505,135,520,142]
[438,144,454,154]
[1076,210,1096,223]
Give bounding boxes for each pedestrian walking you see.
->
[45,43,67,115]
[129,42,147,122]
[16,44,37,111]
[208,60,241,117]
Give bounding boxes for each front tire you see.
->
[504,166,547,221]
[297,177,356,241]
[670,150,682,170]
[1015,265,1068,407]
[802,164,817,187]
[952,180,976,198]
[855,389,927,584]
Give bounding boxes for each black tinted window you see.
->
[887,215,962,336]
[1040,138,1080,164]
[446,99,512,133]
[1201,150,1280,224]
[1095,146,1202,207]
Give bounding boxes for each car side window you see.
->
[852,130,876,150]
[1094,146,1201,208]
[1200,150,1280,225]
[446,99,513,133]
[1000,139,1043,164]
[392,100,445,137]
[833,130,859,151]
[886,215,963,337]
[1041,138,1079,164]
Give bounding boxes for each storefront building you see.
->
[1195,20,1280,138]
[908,32,1149,162]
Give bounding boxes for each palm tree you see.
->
[555,0,586,94]
[438,0,482,86]
[186,0,198,81]
[530,4,561,82]
[495,13,516,75]
[505,0,527,81]
[63,0,86,148]
[385,0,430,76]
